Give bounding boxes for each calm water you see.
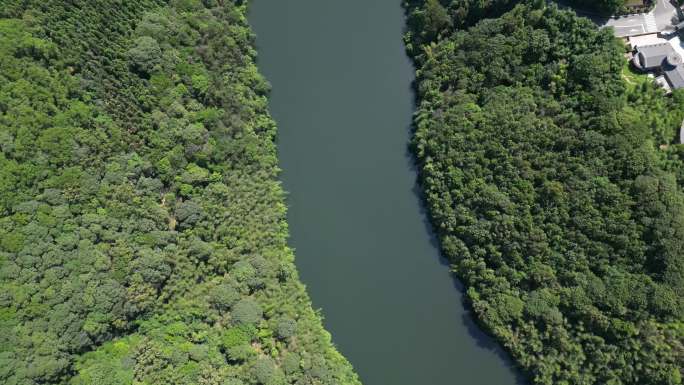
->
[249,1,523,384]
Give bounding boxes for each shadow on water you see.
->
[403,84,528,385]
[408,164,528,384]
[249,0,528,383]
[407,144,527,385]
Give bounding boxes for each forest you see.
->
[405,0,684,384]
[0,1,359,384]
[568,0,644,14]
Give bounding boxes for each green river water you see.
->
[249,1,524,384]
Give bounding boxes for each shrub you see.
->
[231,298,263,325]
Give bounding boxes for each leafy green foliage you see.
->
[404,0,516,53]
[127,36,163,75]
[406,1,684,384]
[232,298,263,325]
[0,1,359,384]
[567,0,634,14]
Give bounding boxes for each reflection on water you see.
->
[249,1,525,384]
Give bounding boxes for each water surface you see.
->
[249,1,523,384]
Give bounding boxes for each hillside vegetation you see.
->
[405,1,684,384]
[567,0,640,14]
[0,1,359,384]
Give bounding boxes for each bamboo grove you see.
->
[0,1,360,384]
[405,1,684,384]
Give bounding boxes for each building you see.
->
[664,64,684,89]
[633,42,684,90]
[628,33,663,50]
[632,43,677,69]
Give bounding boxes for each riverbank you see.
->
[250,1,523,384]
[405,1,684,384]
[0,2,361,384]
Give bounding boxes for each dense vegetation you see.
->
[404,0,650,53]
[567,0,641,14]
[406,1,684,384]
[0,1,360,384]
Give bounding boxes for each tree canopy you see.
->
[405,1,684,384]
[0,1,359,384]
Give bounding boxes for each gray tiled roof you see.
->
[665,64,684,89]
[637,43,675,69]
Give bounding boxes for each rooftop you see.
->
[632,39,684,90]
[636,42,675,69]
[629,33,664,50]
[664,63,684,88]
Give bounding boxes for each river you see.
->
[249,1,523,384]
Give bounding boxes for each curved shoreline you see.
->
[249,1,523,384]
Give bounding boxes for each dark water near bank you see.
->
[249,1,523,384]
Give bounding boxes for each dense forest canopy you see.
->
[406,1,684,384]
[405,0,655,52]
[567,0,638,14]
[0,1,359,384]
